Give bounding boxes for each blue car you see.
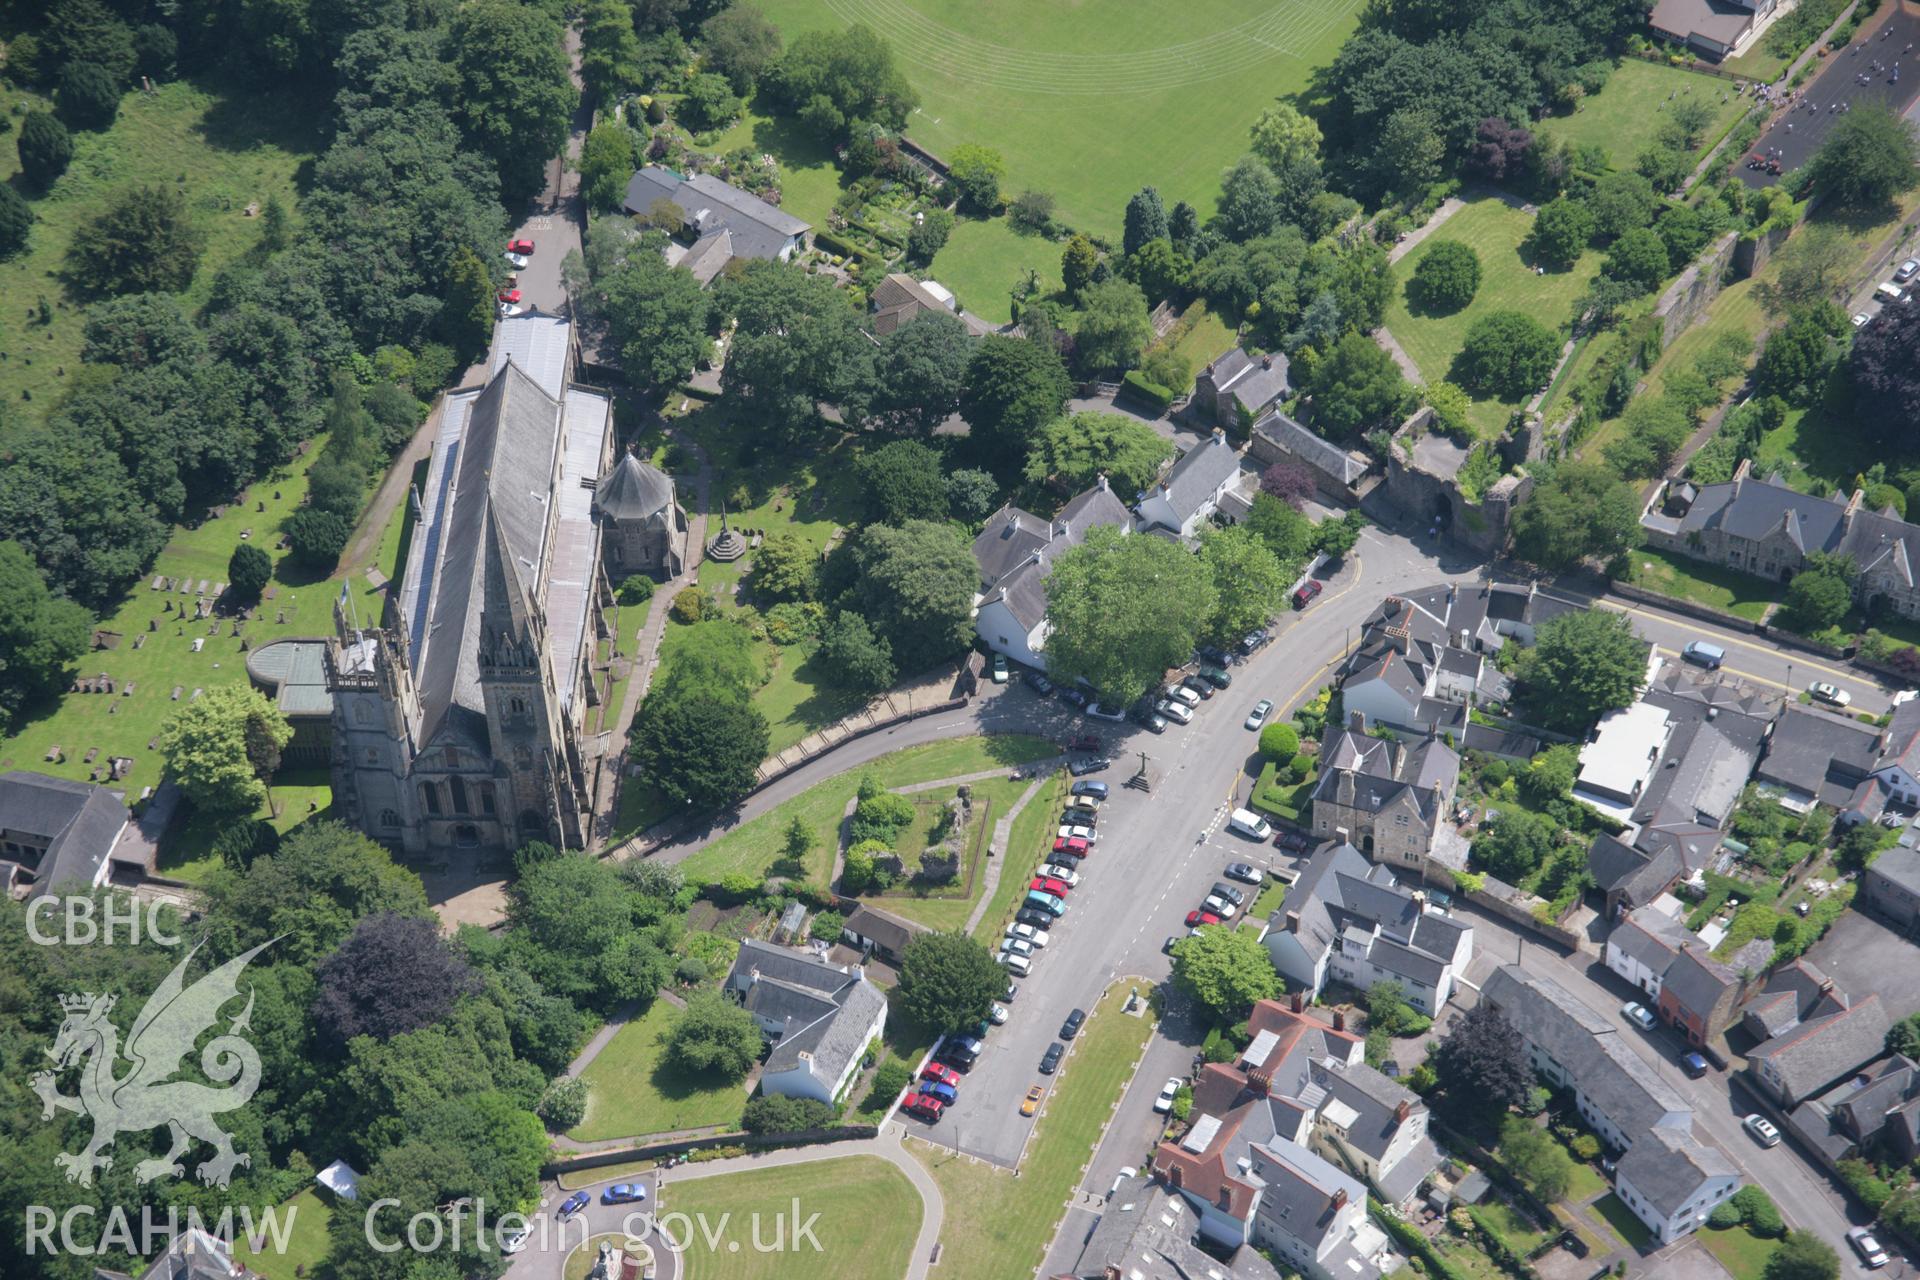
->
[600,1183,647,1205]
[1681,1052,1710,1079]
[1070,780,1109,801]
[918,1080,958,1106]
[558,1191,590,1219]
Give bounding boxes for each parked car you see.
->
[1154,1077,1182,1114]
[1040,1043,1064,1074]
[1210,882,1246,906]
[1681,1051,1709,1078]
[1053,836,1091,858]
[1030,875,1072,897]
[1003,952,1033,976]
[990,1001,1009,1024]
[497,288,521,304]
[1062,799,1099,823]
[1156,699,1195,725]
[903,1094,945,1122]
[1854,312,1873,328]
[1292,579,1323,609]
[1196,645,1232,668]
[1004,981,1019,1003]
[1133,708,1169,733]
[1058,687,1091,710]
[1878,282,1907,305]
[1681,640,1725,669]
[1060,1008,1087,1039]
[1068,756,1112,777]
[1162,935,1179,954]
[1238,628,1271,655]
[601,1183,647,1205]
[1849,1226,1891,1269]
[503,250,530,270]
[507,238,535,256]
[1039,864,1080,888]
[498,302,530,318]
[1898,257,1920,283]
[991,653,1009,683]
[1622,1001,1657,1032]
[1227,808,1272,840]
[558,1192,590,1219]
[1066,733,1103,752]
[922,1061,961,1087]
[999,936,1035,959]
[1185,909,1223,927]
[1025,890,1066,917]
[1244,699,1273,730]
[918,1080,958,1106]
[1087,702,1127,722]
[1048,844,1087,865]
[1809,681,1852,707]
[1742,1114,1781,1148]
[1168,684,1202,708]
[1070,780,1110,800]
[1024,670,1054,696]
[501,1227,530,1254]
[1202,894,1238,918]
[1057,824,1097,843]
[1021,1084,1044,1116]
[1225,862,1264,885]
[1007,922,1051,947]
[1017,907,1056,930]
[1180,675,1215,700]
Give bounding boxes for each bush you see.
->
[618,575,656,605]
[670,587,707,623]
[849,790,915,845]
[1730,1185,1784,1238]
[1569,1133,1601,1161]
[1836,1158,1894,1214]
[0,183,32,260]
[741,1093,837,1134]
[58,62,122,131]
[536,1077,589,1130]
[1259,722,1300,760]
[1410,241,1482,313]
[66,184,203,295]
[764,601,825,645]
[808,909,844,943]
[17,111,74,188]
[863,1059,912,1111]
[227,543,272,602]
[1708,1200,1742,1229]
[1122,369,1175,414]
[1287,752,1313,784]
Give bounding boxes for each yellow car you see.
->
[1021,1085,1045,1117]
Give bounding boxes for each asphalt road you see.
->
[1741,2,1920,189]
[501,1173,681,1280]
[1456,918,1875,1276]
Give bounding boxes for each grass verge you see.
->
[569,1000,747,1142]
[665,1155,921,1280]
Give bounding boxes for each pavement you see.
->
[1740,2,1920,189]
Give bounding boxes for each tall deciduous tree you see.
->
[451,0,576,202]
[841,520,977,672]
[314,912,480,1044]
[0,184,32,260]
[1305,332,1411,438]
[1525,197,1594,269]
[1453,310,1559,400]
[1519,609,1645,734]
[66,184,203,295]
[156,684,292,817]
[203,819,431,965]
[1432,1001,1533,1121]
[855,440,948,525]
[0,540,92,734]
[1849,298,1920,447]
[1024,412,1172,496]
[701,3,783,94]
[960,335,1073,469]
[766,23,917,141]
[629,684,770,812]
[578,120,641,212]
[666,990,764,1079]
[1499,1115,1574,1202]
[946,143,1005,213]
[718,259,875,437]
[1198,526,1291,644]
[1171,926,1282,1025]
[898,930,1005,1033]
[587,227,715,388]
[1803,106,1920,211]
[1072,278,1152,375]
[1510,461,1638,570]
[871,311,972,432]
[1249,101,1322,170]
[1044,526,1218,704]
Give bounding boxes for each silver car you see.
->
[1621,1001,1657,1032]
[1244,699,1274,730]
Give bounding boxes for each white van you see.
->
[1227,808,1272,840]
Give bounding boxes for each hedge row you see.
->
[1122,369,1175,414]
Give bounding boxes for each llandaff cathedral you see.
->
[327,315,686,855]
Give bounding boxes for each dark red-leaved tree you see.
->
[1432,1000,1534,1122]
[1851,301,1920,447]
[1469,118,1534,183]
[1260,461,1316,510]
[313,912,479,1044]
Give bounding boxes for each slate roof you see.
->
[1309,1057,1421,1160]
[1748,992,1892,1102]
[621,167,809,262]
[1275,844,1468,990]
[1880,700,1920,775]
[0,771,130,898]
[1066,1175,1229,1280]
[724,941,884,1087]
[1661,943,1739,1019]
[98,1228,249,1280]
[870,273,953,336]
[1203,346,1290,415]
[1588,833,1684,908]
[972,505,1052,586]
[1832,1055,1920,1141]
[1610,904,1687,974]
[593,451,676,522]
[1246,1137,1369,1260]
[842,903,927,957]
[973,480,1131,631]
[1741,960,1836,1040]
[1756,708,1882,804]
[1680,470,1920,597]
[1252,411,1370,487]
[1311,725,1459,824]
[1618,1126,1738,1219]
[1633,720,1756,829]
[1869,846,1920,898]
[1141,433,1240,530]
[1650,0,1760,47]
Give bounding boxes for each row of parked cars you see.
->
[901,996,1013,1123]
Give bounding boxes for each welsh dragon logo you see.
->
[32,939,273,1188]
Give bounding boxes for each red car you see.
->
[1065,734,1102,752]
[507,238,535,255]
[1052,836,1090,857]
[1293,579,1323,609]
[1185,910,1223,927]
[1030,876,1072,897]
[902,1094,944,1122]
[920,1062,961,1088]
[497,289,521,304]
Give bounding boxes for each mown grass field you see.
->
[0,80,316,410]
[668,1155,922,1280]
[906,981,1156,1280]
[1384,198,1602,437]
[569,998,749,1141]
[675,736,1053,886]
[926,213,1072,326]
[1535,59,1751,172]
[233,1189,334,1280]
[751,0,1360,241]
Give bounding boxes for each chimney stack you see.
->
[1286,910,1303,936]
[1333,1010,1346,1033]
[1331,1188,1348,1211]
[1291,990,1305,1013]
[1348,710,1367,733]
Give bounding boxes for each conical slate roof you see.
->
[595,452,675,520]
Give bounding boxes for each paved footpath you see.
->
[964,773,1053,935]
[653,1125,943,1280]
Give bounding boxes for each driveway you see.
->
[1806,907,1920,1021]
[501,1173,681,1280]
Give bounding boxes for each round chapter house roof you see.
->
[594,452,676,520]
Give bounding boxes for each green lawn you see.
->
[1626,545,1780,622]
[1384,199,1602,435]
[161,767,335,884]
[676,736,1054,886]
[1752,399,1884,496]
[1534,59,1750,172]
[1590,1192,1655,1251]
[233,1189,333,1280]
[667,1155,922,1280]
[968,773,1066,943]
[1246,877,1287,922]
[908,981,1156,1280]
[1167,302,1240,379]
[866,777,1024,933]
[1478,1199,1553,1253]
[927,214,1073,326]
[700,107,847,231]
[569,1000,748,1141]
[751,0,1359,241]
[0,430,390,810]
[0,80,317,411]
[1560,1146,1608,1203]
[1699,1224,1780,1277]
